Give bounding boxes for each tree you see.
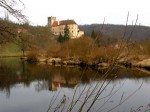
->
[57,33,63,43]
[63,24,70,41]
[0,0,26,44]
[95,31,105,47]
[28,26,53,49]
[16,32,32,57]
[0,0,25,20]
[0,19,17,44]
[57,25,70,43]
[91,30,96,39]
[91,30,105,47]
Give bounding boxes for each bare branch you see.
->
[0,0,26,22]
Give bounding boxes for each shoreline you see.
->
[1,55,150,72]
[26,56,150,72]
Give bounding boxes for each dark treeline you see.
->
[79,24,150,41]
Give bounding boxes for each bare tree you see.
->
[0,0,26,21]
[0,0,26,44]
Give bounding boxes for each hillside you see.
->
[79,24,150,41]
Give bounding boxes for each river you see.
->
[0,57,150,112]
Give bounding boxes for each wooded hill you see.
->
[79,24,150,41]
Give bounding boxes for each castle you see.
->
[48,16,84,38]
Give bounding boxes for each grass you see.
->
[1,37,150,64]
[46,37,118,64]
[0,42,22,57]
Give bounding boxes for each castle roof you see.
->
[52,20,76,27]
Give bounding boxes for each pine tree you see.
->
[64,24,70,41]
[57,33,63,43]
[57,25,70,43]
[91,30,96,39]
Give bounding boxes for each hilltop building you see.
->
[48,16,84,38]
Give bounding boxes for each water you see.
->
[0,58,150,112]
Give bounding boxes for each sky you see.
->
[7,0,150,26]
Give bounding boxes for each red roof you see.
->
[52,21,58,27]
[52,20,76,27]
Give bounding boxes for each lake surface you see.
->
[0,58,150,112]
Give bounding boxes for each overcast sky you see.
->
[20,0,150,26]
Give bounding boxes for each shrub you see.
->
[47,37,95,58]
[27,50,39,63]
[46,36,120,63]
[46,42,61,58]
[65,37,94,58]
[88,44,118,63]
[141,41,150,55]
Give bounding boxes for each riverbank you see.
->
[0,55,22,58]
[21,55,150,72]
[118,55,150,70]
[1,54,150,72]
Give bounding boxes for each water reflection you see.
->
[0,58,150,94]
[0,58,100,95]
[0,58,150,112]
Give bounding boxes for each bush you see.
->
[27,51,39,63]
[141,41,150,55]
[88,44,118,63]
[64,37,94,58]
[46,42,61,58]
[46,37,119,63]
[47,37,95,58]
[125,41,150,58]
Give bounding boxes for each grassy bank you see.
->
[1,35,150,71]
[0,42,23,57]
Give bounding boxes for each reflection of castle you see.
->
[49,81,77,91]
[50,81,60,91]
[35,79,78,91]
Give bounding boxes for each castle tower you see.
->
[48,16,56,27]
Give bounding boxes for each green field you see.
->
[0,43,22,57]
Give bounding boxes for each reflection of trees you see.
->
[0,58,150,97]
[0,64,18,98]
[0,60,100,95]
[35,80,49,92]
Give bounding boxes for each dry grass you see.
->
[141,41,150,55]
[47,37,95,58]
[65,37,94,58]
[46,37,118,63]
[46,42,61,58]
[114,40,150,62]
[125,41,150,59]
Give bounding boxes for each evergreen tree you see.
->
[91,30,96,39]
[57,33,63,43]
[57,25,70,43]
[64,24,70,41]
